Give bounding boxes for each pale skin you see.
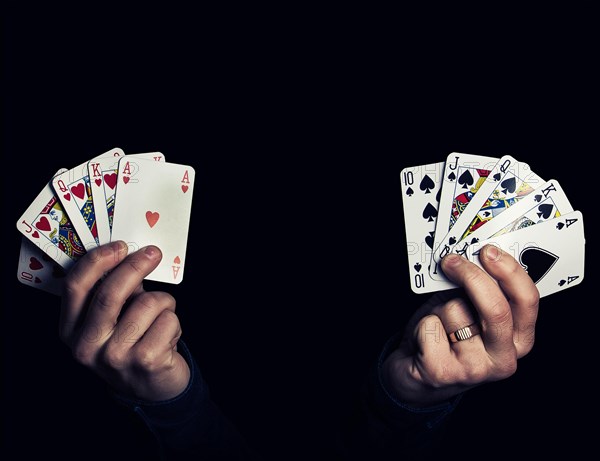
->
[60,241,539,406]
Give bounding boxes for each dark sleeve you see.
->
[112,341,261,461]
[335,332,461,460]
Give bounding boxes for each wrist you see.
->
[381,351,417,405]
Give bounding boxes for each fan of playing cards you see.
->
[16,148,195,295]
[400,152,585,297]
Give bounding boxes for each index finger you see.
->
[60,241,129,342]
[79,245,163,348]
[441,253,516,363]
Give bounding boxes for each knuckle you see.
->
[133,346,162,372]
[93,289,121,313]
[159,308,180,326]
[515,324,536,354]
[495,358,518,380]
[483,297,512,326]
[72,343,95,367]
[136,291,176,312]
[101,346,128,370]
[462,361,489,385]
[522,290,540,311]
[442,298,470,318]
[517,343,534,359]
[426,363,455,388]
[63,273,83,297]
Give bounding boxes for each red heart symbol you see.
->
[123,176,130,184]
[145,211,160,228]
[35,277,42,284]
[71,183,85,200]
[181,185,189,193]
[95,178,102,187]
[173,256,181,264]
[32,231,40,239]
[104,172,117,189]
[35,216,51,231]
[29,257,43,270]
[63,193,71,201]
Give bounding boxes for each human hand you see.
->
[382,245,539,406]
[59,241,190,401]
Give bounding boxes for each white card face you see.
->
[111,158,195,284]
[467,210,585,298]
[16,169,85,269]
[458,179,573,257]
[434,155,543,262]
[430,153,499,280]
[52,148,124,249]
[88,152,166,244]
[17,237,66,295]
[399,162,457,293]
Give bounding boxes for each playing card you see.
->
[430,153,498,280]
[111,158,195,283]
[16,169,85,269]
[17,237,66,295]
[128,152,166,162]
[399,162,457,293]
[52,148,124,250]
[468,210,585,297]
[88,152,166,244]
[456,179,573,256]
[433,155,541,263]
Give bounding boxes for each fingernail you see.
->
[144,245,160,258]
[443,254,463,267]
[115,240,128,253]
[483,244,501,261]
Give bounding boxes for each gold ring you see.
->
[448,323,481,343]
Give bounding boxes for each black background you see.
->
[3,5,598,460]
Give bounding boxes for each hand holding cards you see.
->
[16,148,195,294]
[400,152,585,297]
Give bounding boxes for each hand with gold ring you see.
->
[382,244,540,407]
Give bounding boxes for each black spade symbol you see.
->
[534,194,542,202]
[406,187,414,196]
[470,237,479,244]
[558,279,566,286]
[435,188,441,202]
[425,231,435,249]
[422,203,438,222]
[420,175,435,194]
[449,236,457,245]
[500,177,517,194]
[458,170,474,189]
[519,247,559,284]
[414,262,422,272]
[448,172,456,181]
[537,204,554,219]
[556,222,565,230]
[493,173,501,181]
